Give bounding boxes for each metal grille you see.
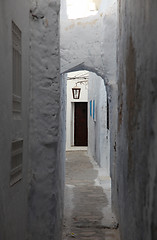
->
[12,21,22,117]
[10,139,23,186]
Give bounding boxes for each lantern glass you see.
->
[72,87,81,99]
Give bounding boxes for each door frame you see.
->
[72,102,88,146]
[71,102,75,146]
[71,101,88,147]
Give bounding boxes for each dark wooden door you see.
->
[74,102,88,146]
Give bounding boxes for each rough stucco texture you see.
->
[88,72,110,175]
[116,0,157,239]
[60,0,117,84]
[0,1,30,239]
[28,1,64,239]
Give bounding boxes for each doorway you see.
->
[74,102,88,146]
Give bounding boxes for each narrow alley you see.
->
[1,0,157,239]
[63,151,120,240]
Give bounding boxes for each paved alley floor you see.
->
[63,151,120,240]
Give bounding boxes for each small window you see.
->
[12,21,22,118]
[10,139,23,186]
[93,100,96,122]
[90,100,92,116]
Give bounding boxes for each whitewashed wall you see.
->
[60,0,117,85]
[116,0,157,239]
[0,1,30,239]
[88,72,110,175]
[28,0,64,239]
[66,71,88,150]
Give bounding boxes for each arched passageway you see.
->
[60,0,119,220]
[60,0,118,237]
[64,69,110,173]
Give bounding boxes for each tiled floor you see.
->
[63,151,120,240]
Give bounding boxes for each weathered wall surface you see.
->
[28,0,64,239]
[58,73,66,235]
[110,82,118,215]
[60,0,117,85]
[0,1,30,239]
[116,0,157,239]
[88,72,110,175]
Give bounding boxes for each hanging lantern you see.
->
[72,87,81,99]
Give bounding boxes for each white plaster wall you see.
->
[66,71,88,150]
[0,1,30,239]
[60,0,68,19]
[58,73,66,234]
[116,0,157,239]
[28,1,64,239]
[109,82,118,214]
[60,0,117,85]
[88,72,110,175]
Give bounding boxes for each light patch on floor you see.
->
[89,153,118,228]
